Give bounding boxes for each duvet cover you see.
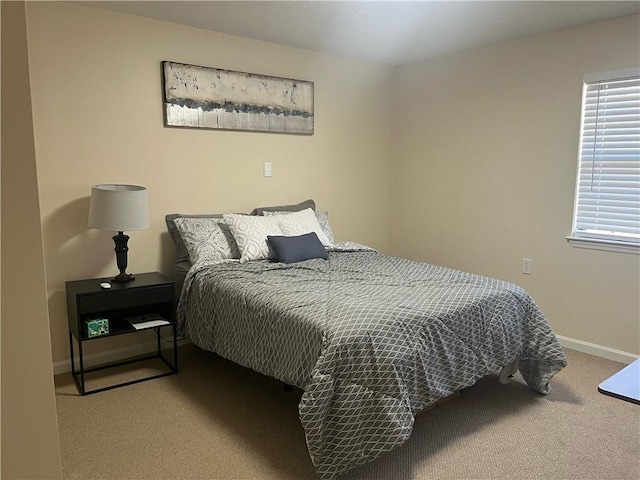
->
[177,244,567,478]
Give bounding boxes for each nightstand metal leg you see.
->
[173,323,178,372]
[69,329,75,375]
[69,329,86,395]
[77,336,86,395]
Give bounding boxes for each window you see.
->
[568,68,640,254]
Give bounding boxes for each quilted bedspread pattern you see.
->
[177,246,567,478]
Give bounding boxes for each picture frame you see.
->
[162,61,314,135]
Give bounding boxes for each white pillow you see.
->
[173,217,239,265]
[223,213,283,263]
[265,208,331,246]
[265,209,335,245]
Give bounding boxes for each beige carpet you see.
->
[54,345,640,480]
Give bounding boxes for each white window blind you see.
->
[570,69,640,252]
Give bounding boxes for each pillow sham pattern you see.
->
[267,232,329,264]
[223,213,283,263]
[173,217,240,265]
[264,208,332,246]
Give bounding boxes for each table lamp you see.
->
[88,184,149,282]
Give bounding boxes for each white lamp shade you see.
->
[88,184,150,231]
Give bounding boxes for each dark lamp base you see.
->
[112,272,135,283]
[112,231,135,283]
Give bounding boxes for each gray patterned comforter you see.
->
[177,244,567,478]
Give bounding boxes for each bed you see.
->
[166,201,567,479]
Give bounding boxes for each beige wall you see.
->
[25,2,392,365]
[7,5,635,477]
[390,15,640,356]
[1,1,62,478]
[24,3,640,369]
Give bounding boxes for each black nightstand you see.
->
[66,272,178,395]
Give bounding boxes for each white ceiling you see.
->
[75,1,640,65]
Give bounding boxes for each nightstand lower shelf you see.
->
[69,324,178,395]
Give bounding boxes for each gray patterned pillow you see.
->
[173,217,240,265]
[314,210,335,245]
[223,213,283,263]
[166,213,228,262]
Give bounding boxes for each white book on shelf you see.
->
[126,313,170,330]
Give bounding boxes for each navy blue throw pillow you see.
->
[267,232,329,264]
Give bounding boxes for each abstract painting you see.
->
[162,61,314,134]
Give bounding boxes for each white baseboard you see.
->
[556,335,639,365]
[53,338,190,375]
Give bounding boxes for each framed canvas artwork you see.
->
[162,61,314,135]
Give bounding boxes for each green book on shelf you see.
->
[85,318,109,337]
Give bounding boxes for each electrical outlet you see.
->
[263,162,272,177]
[522,258,532,275]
